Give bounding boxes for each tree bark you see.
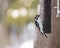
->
[35,0,60,48]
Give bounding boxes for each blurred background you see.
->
[0,0,39,48]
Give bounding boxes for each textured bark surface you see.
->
[35,0,60,48]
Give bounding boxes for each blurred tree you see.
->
[4,0,39,26]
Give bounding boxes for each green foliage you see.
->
[5,0,38,26]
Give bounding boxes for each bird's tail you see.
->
[43,33,48,38]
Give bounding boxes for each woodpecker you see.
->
[35,4,48,38]
[35,15,48,38]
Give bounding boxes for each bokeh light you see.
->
[11,9,19,18]
[19,7,27,16]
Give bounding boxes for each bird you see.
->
[35,15,48,38]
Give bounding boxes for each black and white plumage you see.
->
[35,15,48,38]
[35,15,43,33]
[35,4,48,38]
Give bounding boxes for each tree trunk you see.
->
[35,0,60,48]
